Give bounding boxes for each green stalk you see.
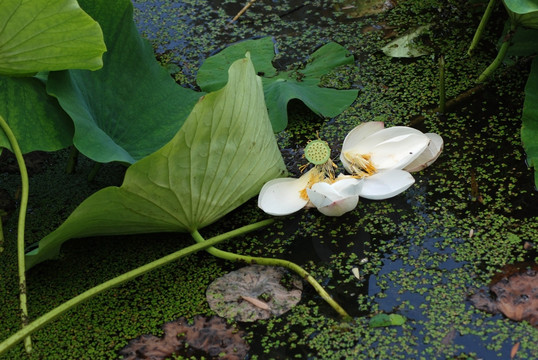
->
[478,22,516,82]
[0,115,32,353]
[87,162,102,182]
[0,219,273,356]
[467,0,497,56]
[191,229,351,320]
[439,55,446,114]
[65,146,79,174]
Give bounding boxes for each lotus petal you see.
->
[359,169,415,200]
[343,127,430,172]
[340,121,385,169]
[258,171,311,216]
[405,133,444,172]
[307,178,362,216]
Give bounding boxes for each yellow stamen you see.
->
[298,160,338,200]
[343,151,376,178]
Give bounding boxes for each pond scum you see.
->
[1,0,537,359]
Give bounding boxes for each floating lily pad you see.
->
[197,37,358,132]
[206,265,303,322]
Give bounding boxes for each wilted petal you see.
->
[404,133,444,172]
[343,126,430,172]
[359,169,415,200]
[258,171,311,216]
[307,178,362,216]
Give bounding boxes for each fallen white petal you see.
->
[404,133,444,172]
[258,171,311,216]
[359,169,415,200]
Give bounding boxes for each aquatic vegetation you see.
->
[119,315,249,360]
[468,0,538,187]
[197,37,358,132]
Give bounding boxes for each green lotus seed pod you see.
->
[304,139,331,165]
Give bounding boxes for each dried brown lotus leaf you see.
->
[206,265,303,322]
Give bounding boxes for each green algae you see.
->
[1,0,538,358]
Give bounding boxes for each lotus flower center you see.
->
[304,139,331,165]
[343,151,377,178]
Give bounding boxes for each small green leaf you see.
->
[381,25,431,58]
[25,54,286,270]
[369,313,407,328]
[0,0,106,75]
[521,57,538,188]
[197,38,358,132]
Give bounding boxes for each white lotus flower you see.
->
[340,121,443,200]
[258,139,363,217]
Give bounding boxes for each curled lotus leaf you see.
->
[206,265,303,322]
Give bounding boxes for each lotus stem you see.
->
[0,219,273,356]
[0,115,32,353]
[191,229,351,320]
[439,55,446,113]
[478,22,516,82]
[467,0,497,56]
[65,146,79,174]
[87,162,102,182]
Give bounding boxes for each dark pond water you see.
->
[1,0,537,359]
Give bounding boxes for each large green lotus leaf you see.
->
[25,55,287,270]
[197,38,358,132]
[503,0,538,28]
[521,57,538,188]
[0,75,73,152]
[46,0,201,164]
[0,0,105,75]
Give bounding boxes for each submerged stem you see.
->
[0,219,273,356]
[191,229,351,320]
[0,115,32,353]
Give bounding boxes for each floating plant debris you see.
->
[470,262,538,328]
[206,265,303,322]
[119,315,249,360]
